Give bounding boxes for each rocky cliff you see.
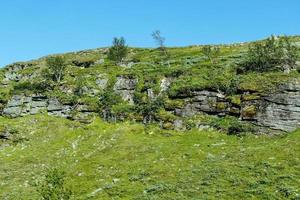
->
[1,37,300,133]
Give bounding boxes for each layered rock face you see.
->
[3,95,49,117]
[171,80,300,132]
[254,82,300,131]
[2,94,95,123]
[2,63,300,132]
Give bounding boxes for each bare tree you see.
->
[152,30,170,67]
[202,45,220,64]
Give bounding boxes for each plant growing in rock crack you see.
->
[46,56,67,83]
[108,37,128,65]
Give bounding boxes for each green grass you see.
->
[0,115,299,199]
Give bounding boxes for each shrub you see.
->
[134,94,164,124]
[35,168,72,200]
[0,88,10,104]
[71,57,95,68]
[239,36,298,73]
[13,81,52,93]
[227,121,245,135]
[209,116,255,135]
[225,77,240,95]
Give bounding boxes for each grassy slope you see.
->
[0,115,299,199]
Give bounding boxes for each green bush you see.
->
[74,75,87,96]
[209,116,255,135]
[0,88,11,104]
[35,168,72,200]
[239,36,298,73]
[111,103,135,121]
[134,93,165,124]
[13,81,52,94]
[71,57,95,68]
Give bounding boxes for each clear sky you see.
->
[0,0,299,67]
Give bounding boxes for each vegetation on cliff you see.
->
[0,36,299,130]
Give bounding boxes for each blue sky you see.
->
[0,0,299,67]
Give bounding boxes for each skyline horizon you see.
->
[1,33,300,67]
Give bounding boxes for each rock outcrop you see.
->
[2,94,94,123]
[171,80,300,132]
[3,63,35,82]
[249,81,300,131]
[3,95,48,117]
[1,50,300,133]
[3,78,300,132]
[114,76,138,104]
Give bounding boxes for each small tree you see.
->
[46,56,66,83]
[98,90,123,121]
[152,30,170,67]
[202,45,220,64]
[35,168,72,200]
[108,37,128,64]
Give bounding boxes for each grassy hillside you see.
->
[1,36,300,199]
[0,115,299,199]
[1,36,300,104]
